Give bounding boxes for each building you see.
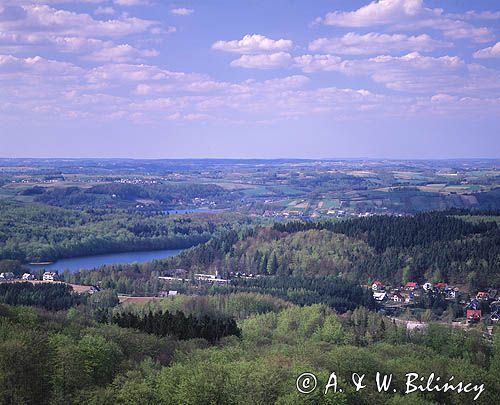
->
[391,292,404,302]
[422,282,433,292]
[466,309,482,323]
[194,271,229,284]
[21,273,34,280]
[446,289,457,299]
[158,276,185,282]
[42,271,59,281]
[373,291,387,302]
[371,281,384,291]
[405,282,418,291]
[435,282,447,290]
[0,272,15,280]
[476,292,489,301]
[88,286,100,294]
[159,290,179,297]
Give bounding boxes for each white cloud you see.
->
[1,52,498,123]
[0,5,159,38]
[86,43,158,62]
[317,0,424,27]
[0,4,168,62]
[0,33,159,62]
[295,51,500,96]
[309,32,449,55]
[294,54,344,73]
[430,93,457,103]
[316,0,493,43]
[0,53,82,77]
[13,1,107,4]
[455,10,500,20]
[85,63,224,96]
[170,8,194,16]
[230,52,292,69]
[212,34,292,54]
[409,19,493,43]
[473,42,500,59]
[415,94,500,117]
[113,0,151,6]
[0,54,86,117]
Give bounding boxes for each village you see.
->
[370,280,500,325]
[1,267,499,330]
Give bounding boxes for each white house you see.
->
[373,291,387,302]
[43,271,59,281]
[0,272,15,280]
[21,273,34,280]
[391,292,404,302]
[371,281,384,291]
[422,282,433,292]
[194,271,229,284]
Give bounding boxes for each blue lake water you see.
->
[28,249,183,273]
[164,208,218,214]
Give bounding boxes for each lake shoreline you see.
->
[28,248,184,274]
[27,245,188,265]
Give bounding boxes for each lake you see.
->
[164,208,220,214]
[28,248,183,273]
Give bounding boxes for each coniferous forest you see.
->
[112,310,240,342]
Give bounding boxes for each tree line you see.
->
[0,282,83,311]
[272,211,496,251]
[112,310,240,342]
[212,276,377,313]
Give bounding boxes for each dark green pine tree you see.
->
[267,252,278,275]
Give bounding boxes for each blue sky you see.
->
[0,0,499,158]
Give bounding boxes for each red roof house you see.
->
[466,309,482,319]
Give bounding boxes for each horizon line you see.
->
[1,156,499,161]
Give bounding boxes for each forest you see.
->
[211,276,377,313]
[0,207,499,403]
[0,201,248,262]
[112,310,240,342]
[0,296,498,404]
[63,211,500,297]
[0,282,84,311]
[172,212,500,288]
